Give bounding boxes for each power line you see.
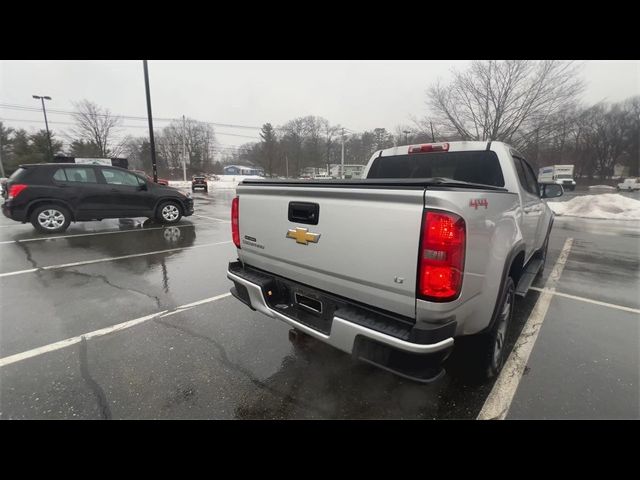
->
[0,117,259,139]
[0,103,262,130]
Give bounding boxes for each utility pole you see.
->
[32,95,53,160]
[143,60,158,183]
[341,127,345,179]
[430,122,435,142]
[285,155,289,178]
[182,115,187,181]
[0,127,5,177]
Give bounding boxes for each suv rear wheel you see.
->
[30,204,71,234]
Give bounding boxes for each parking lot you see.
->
[0,188,638,419]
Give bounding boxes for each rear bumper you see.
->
[227,261,455,382]
[2,202,27,222]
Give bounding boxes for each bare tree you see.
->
[426,60,585,146]
[70,100,124,157]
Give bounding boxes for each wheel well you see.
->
[508,251,525,286]
[27,200,74,221]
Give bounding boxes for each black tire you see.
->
[454,277,515,382]
[156,201,183,224]
[30,204,71,234]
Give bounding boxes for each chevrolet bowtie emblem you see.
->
[286,227,321,245]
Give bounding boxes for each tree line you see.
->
[1,61,638,181]
[0,99,222,177]
[229,61,638,180]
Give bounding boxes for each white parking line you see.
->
[194,214,231,223]
[0,240,233,278]
[0,292,232,368]
[0,224,201,245]
[529,287,640,314]
[477,237,574,421]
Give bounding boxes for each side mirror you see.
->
[138,183,148,191]
[540,183,563,199]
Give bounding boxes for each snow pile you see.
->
[168,181,191,188]
[588,185,616,191]
[547,194,640,220]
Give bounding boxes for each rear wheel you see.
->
[156,201,182,224]
[454,277,515,382]
[30,205,71,234]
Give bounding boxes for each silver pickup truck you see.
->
[227,141,564,382]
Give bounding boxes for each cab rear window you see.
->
[367,151,505,187]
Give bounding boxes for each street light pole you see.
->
[403,130,411,145]
[32,95,53,161]
[143,60,158,183]
[182,115,187,181]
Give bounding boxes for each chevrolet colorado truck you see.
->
[227,141,564,382]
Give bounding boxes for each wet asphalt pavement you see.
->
[0,189,638,419]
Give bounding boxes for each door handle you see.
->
[110,188,119,192]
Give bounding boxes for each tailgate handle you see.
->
[288,202,319,225]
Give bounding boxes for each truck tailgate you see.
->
[236,185,425,319]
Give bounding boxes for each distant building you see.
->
[300,167,328,177]
[330,164,365,179]
[53,155,129,169]
[223,165,264,176]
[614,164,630,178]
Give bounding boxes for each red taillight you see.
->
[231,197,240,248]
[418,210,465,301]
[8,184,28,200]
[408,143,449,154]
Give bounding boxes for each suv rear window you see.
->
[8,167,27,182]
[367,151,505,187]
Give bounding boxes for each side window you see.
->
[513,157,529,190]
[513,157,538,196]
[53,169,67,182]
[102,168,141,187]
[63,168,97,183]
[521,160,541,197]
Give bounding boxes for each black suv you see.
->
[2,164,194,233]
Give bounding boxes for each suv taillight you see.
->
[418,210,465,301]
[231,197,240,248]
[8,184,28,200]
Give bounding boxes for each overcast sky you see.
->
[1,60,638,152]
